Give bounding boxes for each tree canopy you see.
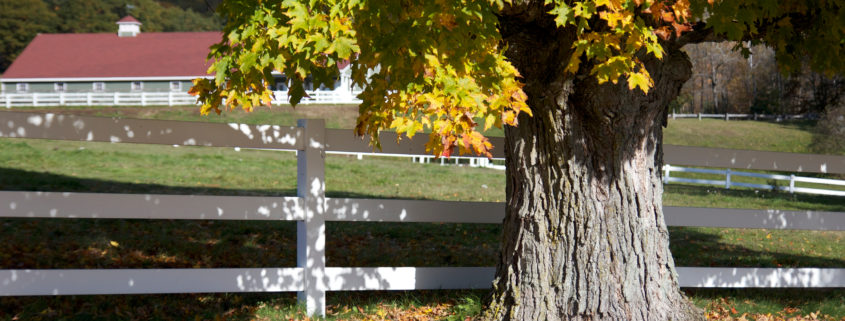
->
[193,0,842,157]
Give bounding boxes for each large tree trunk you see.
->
[483,4,703,321]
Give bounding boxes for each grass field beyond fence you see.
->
[0,107,843,320]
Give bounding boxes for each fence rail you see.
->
[664,165,845,197]
[1,110,844,316]
[670,112,817,121]
[1,90,362,107]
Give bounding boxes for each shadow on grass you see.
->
[684,288,845,318]
[669,227,845,268]
[0,293,299,321]
[1,167,473,270]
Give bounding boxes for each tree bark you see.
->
[483,4,704,321]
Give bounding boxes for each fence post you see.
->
[114,92,119,105]
[725,168,732,189]
[59,92,65,106]
[168,92,173,106]
[33,93,38,107]
[87,93,92,106]
[697,113,702,120]
[141,93,146,106]
[5,94,9,108]
[663,164,671,184]
[296,119,327,317]
[789,174,795,194]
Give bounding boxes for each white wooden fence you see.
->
[1,90,362,107]
[664,165,845,197]
[670,112,816,121]
[0,111,844,317]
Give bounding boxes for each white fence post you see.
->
[725,168,732,189]
[297,119,327,317]
[789,174,795,193]
[59,92,65,105]
[141,93,147,106]
[114,92,119,105]
[664,164,671,184]
[87,93,92,106]
[168,92,173,106]
[4,94,9,108]
[32,93,38,107]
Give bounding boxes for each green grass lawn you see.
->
[0,107,843,320]
[664,118,817,153]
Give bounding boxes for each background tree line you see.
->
[0,0,222,72]
[674,43,843,117]
[671,43,843,155]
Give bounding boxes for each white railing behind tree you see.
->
[663,165,845,197]
[0,111,843,317]
[670,112,817,121]
[1,90,362,108]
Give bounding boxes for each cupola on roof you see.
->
[117,16,142,37]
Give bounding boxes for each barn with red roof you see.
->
[1,16,357,106]
[0,16,220,94]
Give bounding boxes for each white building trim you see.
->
[0,76,213,83]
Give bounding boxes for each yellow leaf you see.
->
[627,71,652,93]
[484,114,496,130]
[109,241,120,247]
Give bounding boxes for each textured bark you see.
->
[482,3,704,321]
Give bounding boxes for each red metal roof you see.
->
[2,32,221,80]
[117,16,141,24]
